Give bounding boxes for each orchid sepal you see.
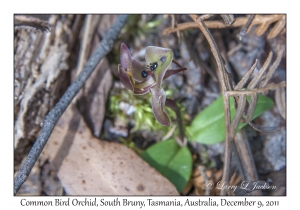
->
[150,87,170,126]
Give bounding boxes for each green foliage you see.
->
[109,88,177,134]
[122,15,164,42]
[111,87,273,191]
[187,94,274,144]
[141,139,193,193]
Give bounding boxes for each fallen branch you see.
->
[14,14,129,195]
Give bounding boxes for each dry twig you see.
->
[188,14,285,195]
[234,130,262,195]
[164,15,285,39]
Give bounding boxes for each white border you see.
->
[3,0,296,209]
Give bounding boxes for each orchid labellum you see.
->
[118,43,187,126]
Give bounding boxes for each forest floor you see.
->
[14,14,286,196]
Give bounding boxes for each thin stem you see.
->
[13,15,129,195]
[228,81,286,96]
[221,93,232,195]
[165,98,185,146]
[190,14,234,195]
[234,130,262,195]
[190,15,229,92]
[198,165,211,196]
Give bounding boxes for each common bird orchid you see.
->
[118,43,187,126]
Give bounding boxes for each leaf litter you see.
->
[40,104,179,195]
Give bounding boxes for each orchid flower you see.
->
[118,43,187,126]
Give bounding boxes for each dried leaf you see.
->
[77,58,112,137]
[41,105,178,195]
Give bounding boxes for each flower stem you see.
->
[165,98,186,146]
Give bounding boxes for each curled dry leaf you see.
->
[41,104,179,195]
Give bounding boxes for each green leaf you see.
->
[141,139,193,193]
[188,94,274,144]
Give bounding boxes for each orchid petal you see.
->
[150,87,170,126]
[145,46,173,88]
[120,43,132,69]
[163,68,187,80]
[133,73,156,95]
[134,75,156,89]
[118,65,134,91]
[133,85,152,95]
[120,43,149,83]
